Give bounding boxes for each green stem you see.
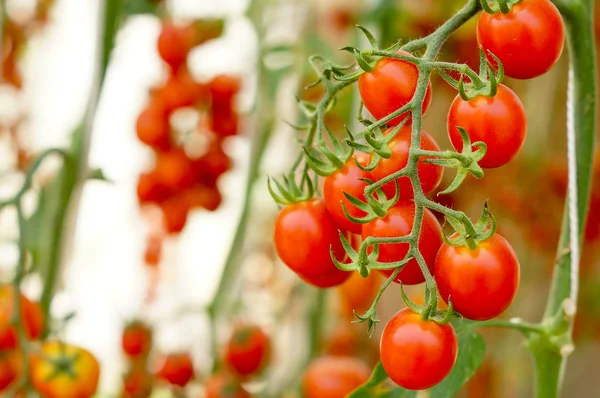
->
[533,0,596,396]
[308,289,326,358]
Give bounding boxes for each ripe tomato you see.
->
[154,75,198,114]
[160,196,190,234]
[434,233,520,320]
[0,285,44,350]
[137,172,169,204]
[191,144,232,183]
[324,153,371,233]
[370,126,443,199]
[205,373,250,398]
[30,341,100,398]
[358,51,432,125]
[157,22,194,71]
[185,185,222,211]
[447,84,527,168]
[136,106,170,151]
[302,356,370,398]
[225,323,270,377]
[210,109,239,137]
[381,308,457,390]
[156,353,194,387]
[337,271,381,319]
[477,0,565,79]
[122,321,153,359]
[362,202,443,285]
[154,149,194,192]
[0,351,20,392]
[209,75,240,105]
[274,199,350,286]
[176,68,208,104]
[122,366,153,398]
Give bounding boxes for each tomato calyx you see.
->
[341,25,404,75]
[43,349,81,380]
[303,127,353,176]
[423,127,486,195]
[268,172,315,205]
[400,282,456,325]
[444,202,497,250]
[480,0,523,15]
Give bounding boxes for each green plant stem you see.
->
[530,0,597,396]
[39,0,121,322]
[308,288,326,358]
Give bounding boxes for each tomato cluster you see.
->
[136,20,239,270]
[273,0,568,391]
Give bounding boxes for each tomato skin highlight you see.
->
[302,356,371,398]
[362,202,443,285]
[380,308,457,390]
[225,324,270,377]
[434,233,520,321]
[30,341,100,398]
[477,0,565,79]
[156,353,195,388]
[122,321,153,358]
[358,51,432,125]
[274,199,349,285]
[323,153,371,233]
[370,126,443,199]
[447,84,527,168]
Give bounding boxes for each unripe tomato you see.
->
[447,84,527,168]
[274,199,350,287]
[154,149,194,192]
[122,366,153,398]
[225,323,270,377]
[358,51,432,125]
[157,22,194,71]
[0,350,21,392]
[302,356,370,398]
[380,308,457,390]
[434,233,520,320]
[136,106,170,151]
[0,285,44,350]
[30,341,100,398]
[323,153,371,233]
[122,321,153,359]
[362,202,443,285]
[156,353,194,388]
[205,373,250,398]
[477,0,565,79]
[369,126,443,199]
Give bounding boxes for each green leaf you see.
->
[429,329,486,398]
[349,363,417,398]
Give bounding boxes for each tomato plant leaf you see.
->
[349,362,417,398]
[429,329,486,398]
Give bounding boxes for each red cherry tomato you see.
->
[358,51,432,125]
[0,351,20,392]
[447,84,527,168]
[380,308,457,390]
[337,271,381,319]
[154,149,194,192]
[136,106,170,151]
[274,199,350,287]
[0,285,44,350]
[210,109,239,137]
[191,144,232,183]
[362,202,443,285]
[156,353,194,388]
[434,233,520,320]
[477,0,565,79]
[137,172,169,204]
[225,323,270,377]
[370,126,443,199]
[160,196,190,234]
[157,22,194,71]
[154,75,198,114]
[205,373,250,398]
[30,341,100,398]
[323,153,371,233]
[209,75,240,105]
[302,356,370,398]
[122,321,153,358]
